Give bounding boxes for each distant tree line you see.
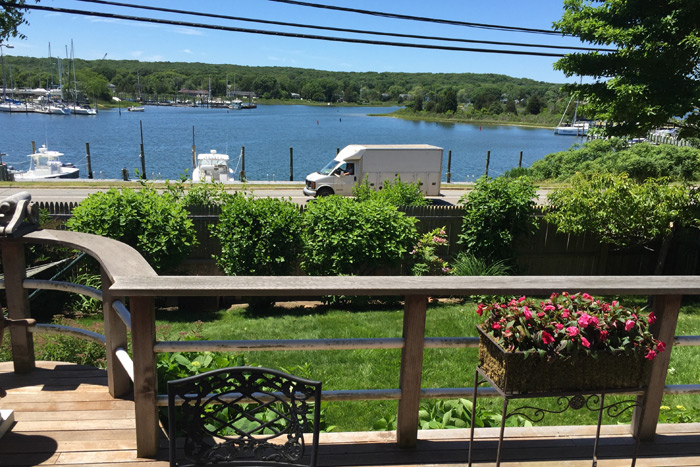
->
[3,56,573,116]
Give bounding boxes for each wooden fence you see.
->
[36,202,700,276]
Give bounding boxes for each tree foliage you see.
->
[0,0,32,41]
[458,176,538,263]
[545,173,700,248]
[352,175,428,207]
[553,0,700,138]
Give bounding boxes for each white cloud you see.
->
[183,49,193,54]
[174,27,203,36]
[131,51,143,58]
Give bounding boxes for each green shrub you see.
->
[450,252,510,277]
[546,173,699,248]
[179,182,231,207]
[409,227,449,276]
[353,175,429,206]
[66,187,197,272]
[529,139,700,182]
[211,193,303,276]
[301,196,418,276]
[458,176,538,264]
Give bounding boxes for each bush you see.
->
[211,193,303,276]
[458,176,538,264]
[301,196,418,276]
[529,139,700,182]
[353,175,428,207]
[66,187,197,272]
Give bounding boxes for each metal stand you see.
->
[468,367,644,467]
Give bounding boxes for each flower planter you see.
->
[477,325,651,395]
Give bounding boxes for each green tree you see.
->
[525,95,543,115]
[0,0,32,40]
[436,87,458,114]
[554,0,700,139]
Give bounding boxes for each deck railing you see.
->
[1,228,700,458]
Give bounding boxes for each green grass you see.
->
[4,297,700,431]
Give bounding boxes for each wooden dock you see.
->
[1,361,700,466]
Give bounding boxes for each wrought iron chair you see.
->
[167,367,322,467]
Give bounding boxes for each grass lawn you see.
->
[3,296,700,431]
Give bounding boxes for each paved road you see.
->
[0,183,551,206]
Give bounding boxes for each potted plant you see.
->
[476,292,665,394]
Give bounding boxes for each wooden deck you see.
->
[2,362,700,466]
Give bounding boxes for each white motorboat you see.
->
[72,104,97,115]
[192,150,234,183]
[127,106,145,112]
[228,99,242,110]
[13,145,80,180]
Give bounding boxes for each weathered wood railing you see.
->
[1,229,700,458]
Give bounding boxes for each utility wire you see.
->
[270,0,562,36]
[6,2,573,57]
[71,0,611,52]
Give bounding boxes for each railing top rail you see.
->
[18,229,157,281]
[110,275,700,297]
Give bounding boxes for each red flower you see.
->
[492,323,501,330]
[542,331,554,345]
[476,304,484,317]
[582,293,593,300]
[648,312,657,324]
[523,306,532,319]
[567,326,579,337]
[555,323,564,330]
[657,341,666,353]
[581,337,590,348]
[599,330,608,342]
[625,319,635,331]
[645,350,657,361]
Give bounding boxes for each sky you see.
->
[3,0,591,84]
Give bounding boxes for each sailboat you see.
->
[554,88,588,136]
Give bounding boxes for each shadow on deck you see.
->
[1,361,699,466]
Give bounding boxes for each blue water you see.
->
[0,105,583,181]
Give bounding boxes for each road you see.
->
[0,183,552,206]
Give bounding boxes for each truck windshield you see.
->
[318,159,339,175]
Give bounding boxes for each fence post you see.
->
[102,269,130,398]
[1,241,35,373]
[397,294,427,448]
[632,294,681,440]
[131,295,159,457]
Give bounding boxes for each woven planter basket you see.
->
[477,325,651,395]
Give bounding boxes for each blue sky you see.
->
[5,0,589,83]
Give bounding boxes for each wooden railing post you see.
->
[396,294,427,448]
[130,295,159,457]
[102,269,130,398]
[632,294,682,441]
[1,240,35,373]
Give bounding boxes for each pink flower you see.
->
[648,312,657,324]
[492,323,501,330]
[518,296,526,303]
[543,305,555,312]
[582,293,593,301]
[523,306,532,319]
[625,320,635,332]
[555,323,564,330]
[542,331,554,345]
[562,309,570,318]
[657,341,666,353]
[537,311,545,318]
[566,326,579,337]
[600,330,608,342]
[645,350,657,361]
[581,337,590,348]
[476,304,484,316]
[578,313,592,327]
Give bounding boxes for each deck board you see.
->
[2,361,700,466]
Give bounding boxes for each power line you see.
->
[71,0,611,53]
[269,0,562,36]
[6,2,574,58]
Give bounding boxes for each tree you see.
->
[0,1,32,41]
[525,95,543,115]
[436,87,458,114]
[554,0,700,139]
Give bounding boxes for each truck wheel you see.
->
[316,187,334,197]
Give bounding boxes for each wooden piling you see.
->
[239,146,246,182]
[484,150,490,177]
[446,149,452,183]
[139,120,146,180]
[289,147,294,181]
[518,150,523,168]
[85,143,93,179]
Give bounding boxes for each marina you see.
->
[0,105,582,182]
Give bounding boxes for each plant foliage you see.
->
[211,193,303,276]
[66,187,197,272]
[458,176,538,263]
[546,173,700,248]
[353,175,428,207]
[301,197,418,276]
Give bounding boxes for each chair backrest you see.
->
[168,366,322,467]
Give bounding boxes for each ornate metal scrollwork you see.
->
[505,393,639,424]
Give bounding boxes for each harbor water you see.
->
[0,105,583,181]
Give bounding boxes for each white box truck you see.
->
[303,144,443,197]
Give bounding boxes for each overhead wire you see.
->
[269,0,563,36]
[3,1,596,58]
[70,0,611,53]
